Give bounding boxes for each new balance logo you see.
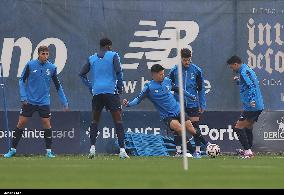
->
[123,20,199,70]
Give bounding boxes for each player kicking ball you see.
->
[123,64,210,158]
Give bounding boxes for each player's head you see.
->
[151,64,165,82]
[181,48,192,68]
[227,55,242,72]
[100,38,112,50]
[38,45,49,63]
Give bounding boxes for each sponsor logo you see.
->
[263,116,284,140]
[123,20,199,70]
[0,37,67,77]
[0,128,75,139]
[199,125,238,141]
[85,126,161,139]
[247,18,284,74]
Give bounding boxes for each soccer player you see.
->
[4,46,69,158]
[123,64,205,158]
[79,38,129,159]
[227,55,264,158]
[168,48,210,157]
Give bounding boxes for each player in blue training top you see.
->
[79,38,129,159]
[4,45,69,158]
[168,48,210,157]
[227,55,264,159]
[123,64,208,158]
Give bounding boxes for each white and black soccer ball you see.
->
[206,144,220,158]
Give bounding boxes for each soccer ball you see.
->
[206,144,220,158]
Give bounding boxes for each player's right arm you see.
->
[19,63,29,104]
[123,84,149,107]
[79,60,92,94]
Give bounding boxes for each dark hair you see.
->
[38,46,49,53]
[100,38,112,48]
[151,64,165,73]
[181,48,192,58]
[227,55,242,65]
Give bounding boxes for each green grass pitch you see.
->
[1,154,284,189]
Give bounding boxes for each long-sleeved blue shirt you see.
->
[79,50,123,95]
[168,64,206,110]
[19,59,68,107]
[237,64,264,111]
[127,77,195,119]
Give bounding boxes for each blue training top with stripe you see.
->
[127,77,196,120]
[19,59,68,107]
[237,64,264,111]
[168,63,206,110]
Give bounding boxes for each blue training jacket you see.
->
[168,64,206,110]
[19,59,68,107]
[127,77,195,120]
[80,51,123,95]
[237,64,264,111]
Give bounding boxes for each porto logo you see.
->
[123,20,199,70]
[46,68,51,76]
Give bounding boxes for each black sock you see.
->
[186,139,195,154]
[192,121,208,146]
[173,133,182,146]
[12,128,24,149]
[246,128,253,149]
[193,131,202,147]
[44,129,52,149]
[115,122,125,148]
[234,128,250,150]
[90,122,99,146]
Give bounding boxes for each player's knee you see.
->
[170,123,181,132]
[114,120,123,124]
[42,123,51,129]
[17,119,27,128]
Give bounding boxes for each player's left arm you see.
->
[114,53,123,94]
[196,69,206,112]
[52,67,69,111]
[241,70,257,107]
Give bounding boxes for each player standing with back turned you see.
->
[79,38,129,159]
